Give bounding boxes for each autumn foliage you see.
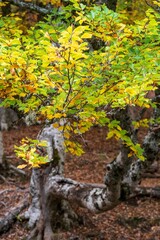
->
[0,0,159,166]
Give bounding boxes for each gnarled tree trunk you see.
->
[24,94,160,240]
[24,111,129,239]
[25,108,137,239]
[0,100,159,238]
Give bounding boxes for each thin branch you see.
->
[6,0,53,14]
[145,0,160,13]
[9,164,26,176]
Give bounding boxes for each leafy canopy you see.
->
[0,0,159,166]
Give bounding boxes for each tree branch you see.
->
[46,175,120,213]
[145,0,160,13]
[122,87,160,195]
[5,0,53,14]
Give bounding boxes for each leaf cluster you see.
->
[0,1,159,162]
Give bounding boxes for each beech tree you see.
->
[0,0,159,239]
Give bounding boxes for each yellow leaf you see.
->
[27,73,37,81]
[81,32,92,39]
[53,123,60,129]
[19,92,27,97]
[106,131,115,139]
[143,103,150,108]
[47,114,54,120]
[17,164,27,169]
[64,131,70,139]
[17,57,26,65]
[128,152,133,157]
[54,113,63,118]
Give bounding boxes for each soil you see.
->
[0,125,160,240]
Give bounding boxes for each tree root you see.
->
[134,186,160,198]
[0,197,29,234]
[26,198,81,240]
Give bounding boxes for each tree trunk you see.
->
[122,87,160,196]
[25,126,80,240]
[23,88,160,239]
[26,167,79,240]
[25,109,136,239]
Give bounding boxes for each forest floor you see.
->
[0,124,160,240]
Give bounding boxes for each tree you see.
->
[0,0,159,239]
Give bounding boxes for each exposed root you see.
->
[134,186,160,198]
[0,197,29,234]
